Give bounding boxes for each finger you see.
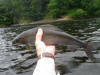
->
[35,28,45,51]
[36,28,43,41]
[47,46,55,50]
[46,46,56,55]
[35,41,46,56]
[35,28,43,46]
[36,42,46,51]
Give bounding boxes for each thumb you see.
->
[36,28,43,41]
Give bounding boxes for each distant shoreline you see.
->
[12,16,98,26]
[12,17,73,26]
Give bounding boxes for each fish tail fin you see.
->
[84,47,95,62]
[84,42,96,62]
[88,42,100,50]
[86,41,100,62]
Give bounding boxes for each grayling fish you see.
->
[12,24,95,61]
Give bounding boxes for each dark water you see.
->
[0,18,100,75]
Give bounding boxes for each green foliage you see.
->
[47,0,69,18]
[30,0,49,20]
[95,10,100,16]
[0,15,11,26]
[67,9,88,18]
[48,0,100,18]
[0,0,100,26]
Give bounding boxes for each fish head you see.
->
[12,37,26,45]
[12,37,31,50]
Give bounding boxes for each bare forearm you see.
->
[33,58,56,75]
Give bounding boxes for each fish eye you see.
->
[12,37,26,44]
[12,38,20,44]
[12,40,16,44]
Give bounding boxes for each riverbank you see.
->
[11,16,98,26]
[12,16,73,26]
[0,17,98,27]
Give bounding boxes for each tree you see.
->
[30,0,49,20]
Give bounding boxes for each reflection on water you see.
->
[0,18,100,75]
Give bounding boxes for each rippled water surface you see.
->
[0,18,100,75]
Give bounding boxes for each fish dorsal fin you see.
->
[39,24,63,32]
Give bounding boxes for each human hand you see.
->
[35,28,56,57]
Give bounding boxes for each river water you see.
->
[0,18,100,75]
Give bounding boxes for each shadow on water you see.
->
[0,18,100,75]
